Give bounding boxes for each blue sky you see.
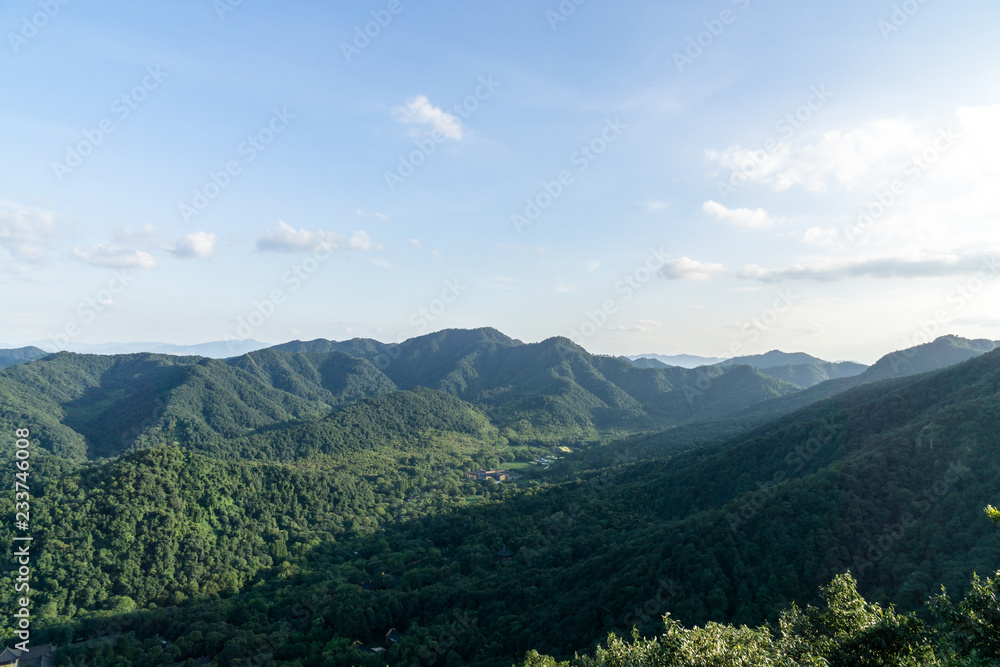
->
[2,0,999,363]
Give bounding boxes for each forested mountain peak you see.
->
[268,327,521,357]
[862,334,999,381]
[718,349,829,368]
[403,326,522,349]
[0,345,49,369]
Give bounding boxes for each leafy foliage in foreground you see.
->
[520,572,1000,667]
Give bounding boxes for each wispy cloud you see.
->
[113,223,160,246]
[74,243,156,269]
[801,227,840,247]
[739,250,997,283]
[708,117,925,193]
[257,221,378,252]
[703,200,775,229]
[393,95,464,140]
[659,257,726,281]
[0,201,66,260]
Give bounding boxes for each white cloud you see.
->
[347,231,377,251]
[410,238,424,249]
[258,220,326,251]
[708,107,1000,199]
[257,221,378,253]
[709,117,925,193]
[586,260,602,272]
[704,106,1000,257]
[659,257,726,281]
[74,243,156,269]
[170,231,217,259]
[554,284,577,293]
[644,201,670,212]
[0,202,65,259]
[738,249,998,283]
[393,95,464,140]
[802,227,840,247]
[703,200,775,229]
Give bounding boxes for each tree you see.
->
[985,505,1000,525]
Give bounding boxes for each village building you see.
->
[465,469,519,482]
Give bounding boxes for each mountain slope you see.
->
[714,350,868,389]
[755,360,868,388]
[628,350,868,388]
[0,346,48,369]
[226,348,397,407]
[863,334,998,381]
[196,387,503,461]
[719,350,830,368]
[732,334,1000,426]
[383,347,1000,657]
[0,352,332,459]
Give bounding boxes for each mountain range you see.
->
[1,328,998,665]
[1,330,996,463]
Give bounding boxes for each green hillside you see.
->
[0,330,807,463]
[0,352,332,460]
[755,360,868,388]
[864,335,999,381]
[0,346,48,369]
[0,389,508,627]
